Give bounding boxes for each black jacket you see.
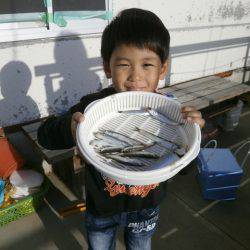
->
[38,87,167,217]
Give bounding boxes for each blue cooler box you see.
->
[197,148,243,200]
[200,185,240,201]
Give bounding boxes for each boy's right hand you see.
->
[71,112,85,142]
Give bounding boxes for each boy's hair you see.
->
[101,8,170,64]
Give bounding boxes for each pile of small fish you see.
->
[89,108,188,167]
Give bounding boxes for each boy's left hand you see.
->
[181,106,205,128]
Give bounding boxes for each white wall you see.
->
[0,0,250,126]
[0,35,105,126]
[114,0,250,83]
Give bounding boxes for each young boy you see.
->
[38,8,204,250]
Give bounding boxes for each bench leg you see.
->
[42,159,53,174]
[72,148,86,200]
[42,159,78,202]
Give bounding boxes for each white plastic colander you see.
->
[76,91,201,185]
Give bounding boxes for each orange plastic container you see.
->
[0,137,24,179]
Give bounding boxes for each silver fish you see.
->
[99,129,142,146]
[119,151,160,159]
[89,139,114,148]
[122,143,155,153]
[118,108,183,126]
[147,108,184,126]
[97,146,125,153]
[104,154,146,167]
[135,127,179,149]
[118,109,149,116]
[97,144,155,154]
[93,132,129,147]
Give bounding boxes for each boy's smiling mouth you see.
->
[124,82,148,91]
[127,88,145,91]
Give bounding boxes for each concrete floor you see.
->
[0,105,250,250]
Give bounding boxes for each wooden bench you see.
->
[21,121,86,217]
[22,121,74,166]
[158,75,250,110]
[20,75,249,216]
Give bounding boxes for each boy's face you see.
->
[104,44,168,92]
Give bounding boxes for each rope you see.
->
[233,140,250,169]
[202,139,218,164]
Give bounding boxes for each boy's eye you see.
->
[143,63,154,67]
[117,64,129,67]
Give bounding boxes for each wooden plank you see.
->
[205,84,250,105]
[181,84,250,109]
[21,122,74,164]
[22,121,42,133]
[166,78,237,98]
[31,138,74,164]
[21,125,53,160]
[181,97,210,110]
[161,75,219,93]
[45,148,74,164]
[22,133,53,163]
[21,128,63,158]
[177,81,241,103]
[25,130,38,141]
[166,77,227,95]
[46,171,78,202]
[34,141,57,157]
[160,75,220,93]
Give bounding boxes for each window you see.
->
[53,0,105,11]
[0,0,46,14]
[0,0,47,30]
[0,0,112,42]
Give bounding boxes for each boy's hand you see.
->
[181,106,205,128]
[71,112,85,142]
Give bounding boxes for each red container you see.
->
[0,137,24,179]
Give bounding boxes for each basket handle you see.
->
[203,139,217,149]
[202,139,217,164]
[233,140,250,169]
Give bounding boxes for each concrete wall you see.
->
[0,0,250,126]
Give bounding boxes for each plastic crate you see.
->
[0,178,50,227]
